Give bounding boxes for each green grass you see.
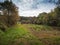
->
[0,24,44,45]
[0,24,60,45]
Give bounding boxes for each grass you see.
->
[40,37,60,45]
[36,24,59,31]
[26,24,53,31]
[0,24,44,45]
[0,24,60,45]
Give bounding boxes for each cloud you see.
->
[13,0,56,17]
[0,0,57,17]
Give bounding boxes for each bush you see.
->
[0,22,7,31]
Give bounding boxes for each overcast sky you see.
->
[0,0,56,17]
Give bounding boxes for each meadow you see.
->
[0,24,60,45]
[0,0,60,45]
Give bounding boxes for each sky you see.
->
[0,0,57,17]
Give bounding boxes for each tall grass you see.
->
[0,24,60,45]
[0,24,44,45]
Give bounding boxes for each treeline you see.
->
[20,7,60,27]
[20,16,37,24]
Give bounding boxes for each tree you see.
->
[37,12,48,25]
[4,0,19,26]
[54,7,60,26]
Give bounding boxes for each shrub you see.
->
[0,22,7,31]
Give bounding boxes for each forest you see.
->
[0,0,60,45]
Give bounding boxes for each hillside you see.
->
[0,24,60,45]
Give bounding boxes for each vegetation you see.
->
[0,0,19,31]
[4,0,19,26]
[0,24,60,45]
[0,0,60,45]
[20,7,60,27]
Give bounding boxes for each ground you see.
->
[0,24,60,45]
